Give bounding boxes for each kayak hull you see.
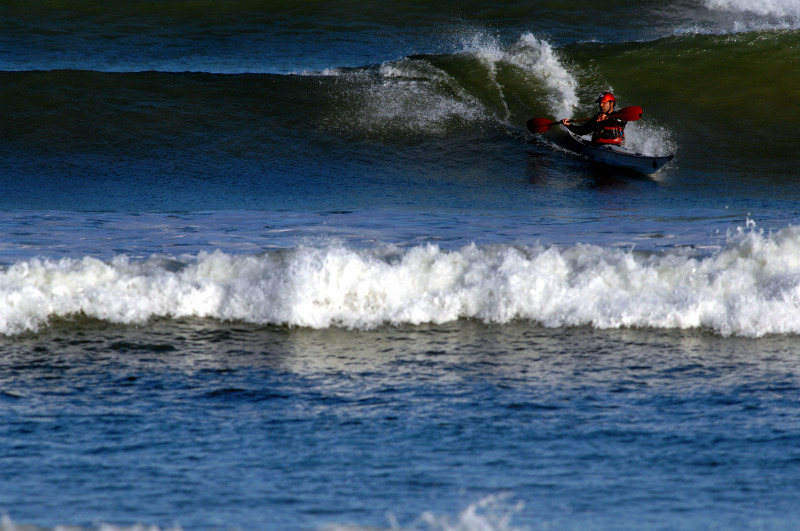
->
[563,131,673,175]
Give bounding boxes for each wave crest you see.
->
[704,0,800,18]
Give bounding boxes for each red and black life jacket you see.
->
[592,119,625,145]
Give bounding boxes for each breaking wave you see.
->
[4,224,800,338]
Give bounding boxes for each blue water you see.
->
[4,322,800,530]
[3,1,800,530]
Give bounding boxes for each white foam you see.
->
[415,495,524,531]
[686,0,800,32]
[0,515,179,531]
[703,0,800,18]
[324,494,525,531]
[5,224,800,337]
[1,498,521,531]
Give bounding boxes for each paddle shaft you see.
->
[527,106,643,134]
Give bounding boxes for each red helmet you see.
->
[597,92,616,104]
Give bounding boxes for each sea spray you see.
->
[621,120,676,158]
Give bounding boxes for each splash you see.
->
[415,495,525,531]
[622,121,676,158]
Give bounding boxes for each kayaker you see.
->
[561,92,626,146]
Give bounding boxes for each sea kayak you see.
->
[562,130,674,175]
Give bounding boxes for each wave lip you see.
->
[4,225,800,338]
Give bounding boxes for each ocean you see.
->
[2,1,800,529]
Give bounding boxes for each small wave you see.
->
[1,496,522,531]
[4,223,800,337]
[0,515,180,531]
[325,494,524,531]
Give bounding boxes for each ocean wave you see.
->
[0,515,181,531]
[12,27,796,159]
[703,0,800,19]
[313,32,579,136]
[6,28,794,155]
[4,224,800,337]
[559,29,797,167]
[0,496,523,531]
[325,494,524,531]
[457,32,578,121]
[683,0,800,33]
[2,0,796,76]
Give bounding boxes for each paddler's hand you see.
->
[561,119,570,126]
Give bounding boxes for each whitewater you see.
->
[2,223,799,337]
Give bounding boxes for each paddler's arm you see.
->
[561,116,598,136]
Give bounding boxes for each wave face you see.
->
[3,225,800,337]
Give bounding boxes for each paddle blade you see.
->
[527,117,557,134]
[614,105,643,122]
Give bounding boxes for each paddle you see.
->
[527,105,643,134]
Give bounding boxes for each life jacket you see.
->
[592,118,625,146]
